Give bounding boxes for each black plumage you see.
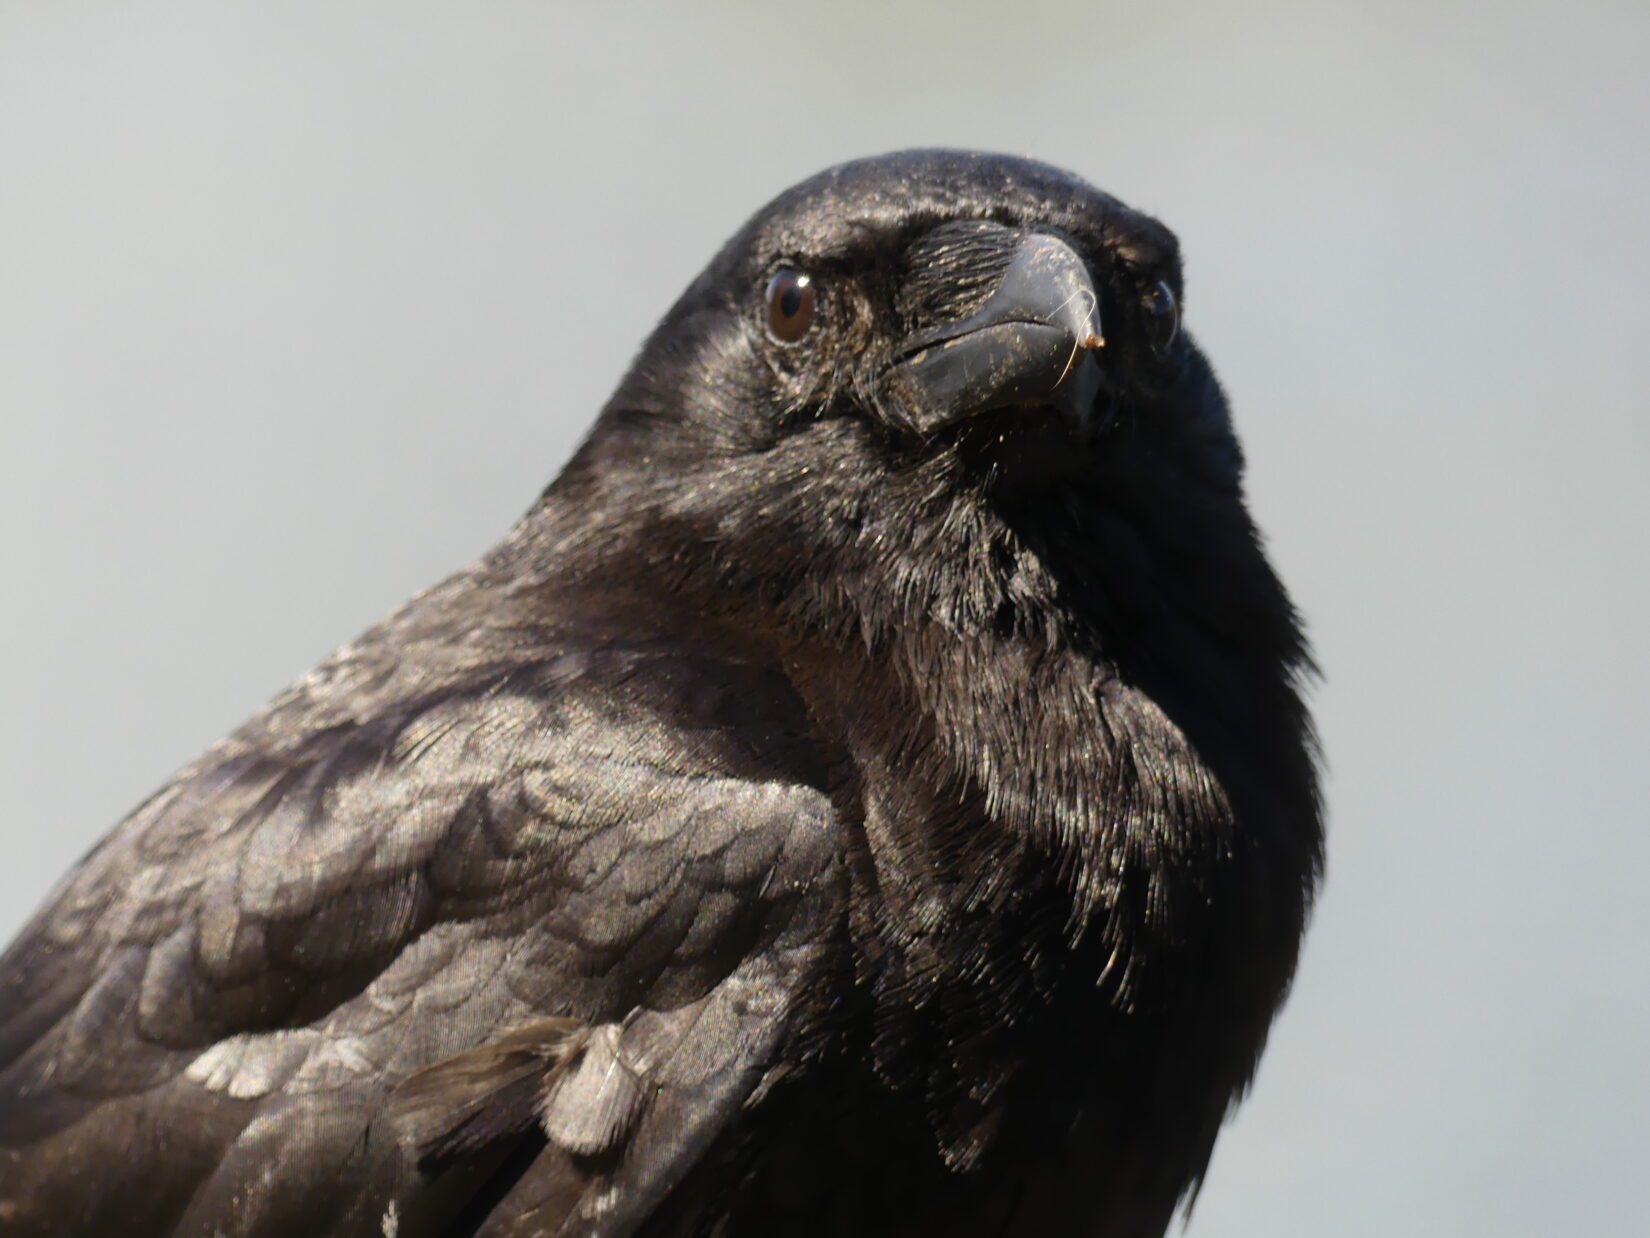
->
[0,151,1321,1237]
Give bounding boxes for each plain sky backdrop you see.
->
[2,3,1647,1234]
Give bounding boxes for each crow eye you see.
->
[1146,280,1179,355]
[765,268,816,343]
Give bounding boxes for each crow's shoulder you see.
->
[0,580,843,1233]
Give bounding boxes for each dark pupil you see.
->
[779,283,803,318]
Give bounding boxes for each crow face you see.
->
[605,150,1221,493]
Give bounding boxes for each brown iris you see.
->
[764,268,816,342]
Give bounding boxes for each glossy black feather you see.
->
[0,150,1320,1237]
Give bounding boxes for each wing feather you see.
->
[0,614,843,1236]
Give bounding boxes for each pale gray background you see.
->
[2,2,1646,1234]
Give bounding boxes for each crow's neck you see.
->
[531,418,1319,1012]
[516,413,1320,1167]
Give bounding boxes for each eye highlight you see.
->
[764,268,816,343]
[1146,280,1179,356]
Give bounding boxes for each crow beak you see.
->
[884,233,1106,434]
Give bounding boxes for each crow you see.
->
[0,150,1321,1237]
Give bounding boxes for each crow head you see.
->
[547,150,1257,647]
[573,150,1235,495]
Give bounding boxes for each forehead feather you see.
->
[732,149,1174,276]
